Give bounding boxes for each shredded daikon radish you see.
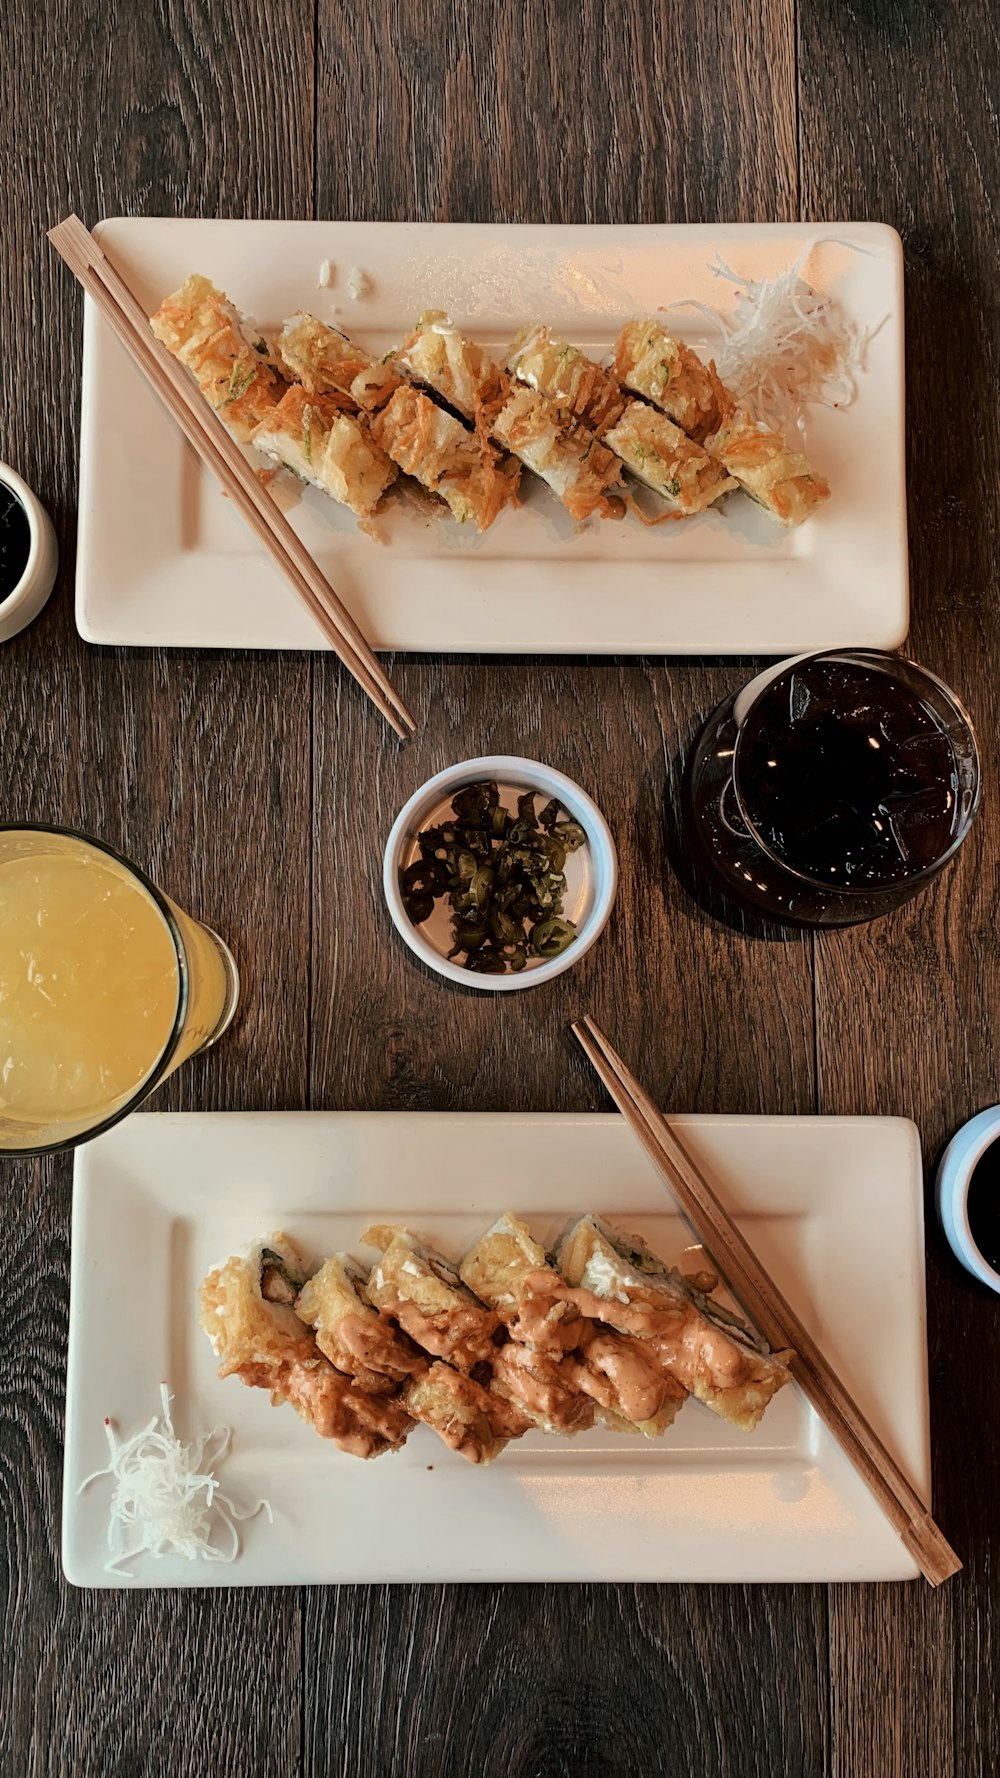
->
[672,251,880,434]
[79,1384,272,1577]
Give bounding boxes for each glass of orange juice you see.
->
[0,826,239,1155]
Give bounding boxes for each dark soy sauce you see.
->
[968,1141,1000,1274]
[737,658,961,888]
[0,484,30,600]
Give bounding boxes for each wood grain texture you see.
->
[316,0,798,225]
[305,1581,829,1778]
[0,2,314,1775]
[799,1,1000,1774]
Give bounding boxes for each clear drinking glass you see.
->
[685,650,981,926]
[0,826,239,1155]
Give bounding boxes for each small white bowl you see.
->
[383,755,618,992]
[0,463,58,644]
[935,1105,1000,1295]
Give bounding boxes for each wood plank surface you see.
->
[0,3,315,1775]
[0,0,995,1775]
[798,3,1000,1774]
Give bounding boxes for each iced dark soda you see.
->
[737,657,961,887]
[686,651,980,926]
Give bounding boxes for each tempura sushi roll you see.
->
[199,1236,413,1458]
[150,274,287,444]
[506,325,626,437]
[489,1342,595,1437]
[402,1362,530,1464]
[605,400,737,515]
[612,320,722,441]
[363,1225,504,1369]
[396,310,508,425]
[703,407,830,527]
[558,1216,792,1432]
[563,1330,686,1438]
[295,1253,427,1394]
[369,385,519,530]
[459,1212,590,1358]
[491,386,623,523]
[252,386,397,518]
[277,309,401,412]
[199,1232,316,1380]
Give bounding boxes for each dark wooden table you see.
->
[2,2,998,1773]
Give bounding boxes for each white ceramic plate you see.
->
[76,220,907,656]
[63,1110,930,1587]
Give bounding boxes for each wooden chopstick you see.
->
[48,214,416,741]
[571,1014,962,1588]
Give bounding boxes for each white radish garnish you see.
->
[79,1384,271,1576]
[673,251,880,434]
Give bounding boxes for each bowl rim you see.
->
[382,754,618,993]
[934,1104,1000,1292]
[0,461,43,611]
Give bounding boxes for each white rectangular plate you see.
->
[63,1111,929,1586]
[77,220,907,656]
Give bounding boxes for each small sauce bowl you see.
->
[935,1105,1000,1296]
[383,755,618,992]
[0,463,58,644]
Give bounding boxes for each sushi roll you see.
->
[277,309,402,413]
[562,1330,687,1438]
[505,325,627,437]
[459,1212,590,1358]
[611,319,722,441]
[557,1216,792,1432]
[198,1236,413,1458]
[488,1341,595,1437]
[703,407,831,527]
[251,386,397,518]
[396,309,508,425]
[491,386,624,523]
[461,1213,682,1438]
[362,1224,505,1370]
[150,273,287,443]
[369,385,519,531]
[401,1362,531,1464]
[295,1253,427,1394]
[604,400,737,515]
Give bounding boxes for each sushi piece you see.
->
[557,1216,792,1432]
[401,1362,530,1464]
[277,309,402,412]
[252,386,397,518]
[703,407,830,527]
[199,1235,412,1458]
[396,309,508,426]
[562,1330,687,1438]
[459,1212,590,1359]
[460,1213,685,1437]
[362,1225,505,1370]
[369,385,519,531]
[294,1252,427,1395]
[491,386,624,523]
[488,1341,595,1437]
[506,325,627,437]
[604,400,737,515]
[150,274,287,444]
[611,320,722,441]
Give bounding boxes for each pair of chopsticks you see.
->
[572,1015,962,1588]
[48,215,416,741]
